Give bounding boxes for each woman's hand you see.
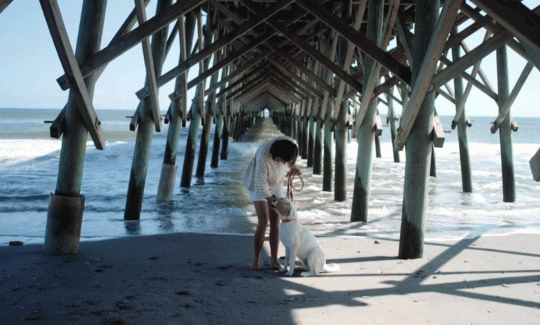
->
[286,165,303,177]
[273,201,290,216]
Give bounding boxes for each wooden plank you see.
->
[395,0,463,151]
[48,105,67,139]
[471,0,540,55]
[296,0,412,86]
[431,114,445,148]
[39,0,105,150]
[57,0,206,90]
[134,0,161,132]
[491,62,533,134]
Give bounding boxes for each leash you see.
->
[286,168,304,201]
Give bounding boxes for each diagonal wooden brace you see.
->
[134,0,161,132]
[395,0,463,151]
[40,0,105,150]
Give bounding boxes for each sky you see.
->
[0,1,539,117]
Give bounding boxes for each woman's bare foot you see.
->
[271,261,283,270]
[251,260,261,270]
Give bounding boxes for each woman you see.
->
[242,137,301,270]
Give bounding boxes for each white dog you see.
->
[272,197,339,276]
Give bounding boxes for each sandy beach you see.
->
[1,232,539,324]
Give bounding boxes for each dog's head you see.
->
[272,196,296,220]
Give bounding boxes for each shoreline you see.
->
[1,231,539,324]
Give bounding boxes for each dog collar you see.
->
[281,217,298,223]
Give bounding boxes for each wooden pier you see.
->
[6,0,540,257]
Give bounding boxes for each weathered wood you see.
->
[57,0,206,90]
[491,62,533,134]
[125,0,172,219]
[268,19,364,96]
[197,27,222,178]
[351,0,382,222]
[452,30,473,193]
[496,45,516,203]
[386,89,400,163]
[432,30,512,93]
[296,0,412,86]
[332,0,366,123]
[40,0,105,150]
[49,105,67,139]
[180,21,214,188]
[269,43,337,98]
[471,0,540,55]
[353,0,399,131]
[395,0,462,151]
[134,0,162,132]
[44,0,107,254]
[399,0,439,260]
[156,12,197,201]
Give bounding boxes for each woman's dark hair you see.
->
[270,139,298,164]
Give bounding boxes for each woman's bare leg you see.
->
[268,207,282,269]
[252,201,269,270]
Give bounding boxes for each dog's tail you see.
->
[323,263,340,273]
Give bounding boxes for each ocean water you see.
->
[1,107,540,246]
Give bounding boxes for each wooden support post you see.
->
[42,0,106,254]
[134,0,162,132]
[430,145,437,177]
[156,13,196,201]
[374,112,382,158]
[181,23,213,187]
[351,0,383,221]
[211,65,229,168]
[386,89,400,163]
[323,110,333,192]
[497,45,516,202]
[221,98,232,160]
[334,99,347,202]
[395,0,463,151]
[196,25,220,177]
[307,114,315,167]
[125,0,171,218]
[211,99,224,168]
[399,0,439,259]
[452,30,473,193]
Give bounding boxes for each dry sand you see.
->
[1,232,540,324]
